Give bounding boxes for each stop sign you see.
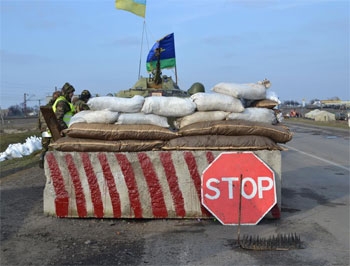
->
[201,152,276,225]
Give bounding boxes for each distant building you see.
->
[0,109,9,118]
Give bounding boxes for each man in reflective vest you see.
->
[52,82,76,135]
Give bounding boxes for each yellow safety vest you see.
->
[52,96,75,127]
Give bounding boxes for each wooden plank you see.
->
[40,106,62,141]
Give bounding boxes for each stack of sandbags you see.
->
[51,123,178,152]
[51,80,292,152]
[53,95,196,152]
[211,79,280,124]
[163,120,291,151]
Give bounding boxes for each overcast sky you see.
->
[1,0,349,109]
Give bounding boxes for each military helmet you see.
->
[80,90,91,100]
[188,82,205,95]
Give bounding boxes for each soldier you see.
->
[38,90,61,168]
[52,82,75,134]
[74,90,91,113]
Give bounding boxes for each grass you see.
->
[284,118,349,130]
[0,130,42,178]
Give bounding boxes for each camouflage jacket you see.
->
[74,99,90,113]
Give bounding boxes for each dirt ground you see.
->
[1,166,149,265]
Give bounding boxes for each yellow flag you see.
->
[115,0,146,18]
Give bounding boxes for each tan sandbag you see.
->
[65,123,178,141]
[250,99,278,109]
[50,137,164,152]
[162,135,283,150]
[178,120,293,143]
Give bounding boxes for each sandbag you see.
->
[87,95,145,113]
[65,123,178,141]
[69,110,119,126]
[50,137,164,152]
[141,96,196,117]
[190,92,244,112]
[116,113,169,128]
[175,111,229,129]
[212,82,267,100]
[178,120,293,143]
[226,107,277,124]
[162,135,283,151]
[250,99,279,109]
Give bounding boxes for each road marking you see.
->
[281,144,350,172]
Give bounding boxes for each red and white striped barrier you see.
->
[44,150,281,219]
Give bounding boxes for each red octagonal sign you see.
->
[201,152,276,225]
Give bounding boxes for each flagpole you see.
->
[175,65,178,85]
[138,20,146,79]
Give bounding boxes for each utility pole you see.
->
[24,93,28,117]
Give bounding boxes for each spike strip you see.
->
[44,150,281,219]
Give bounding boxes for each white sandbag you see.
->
[266,90,281,104]
[87,95,145,113]
[175,111,229,129]
[116,113,170,128]
[141,96,196,117]
[69,110,119,127]
[226,107,277,124]
[211,82,267,100]
[190,92,244,112]
[68,115,87,126]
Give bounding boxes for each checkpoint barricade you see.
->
[44,150,281,220]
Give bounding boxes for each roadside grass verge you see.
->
[284,118,349,130]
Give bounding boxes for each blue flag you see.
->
[146,33,176,72]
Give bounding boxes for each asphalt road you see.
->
[0,122,349,266]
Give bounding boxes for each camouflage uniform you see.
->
[74,90,91,113]
[52,83,75,130]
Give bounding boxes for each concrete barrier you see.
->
[44,150,281,220]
